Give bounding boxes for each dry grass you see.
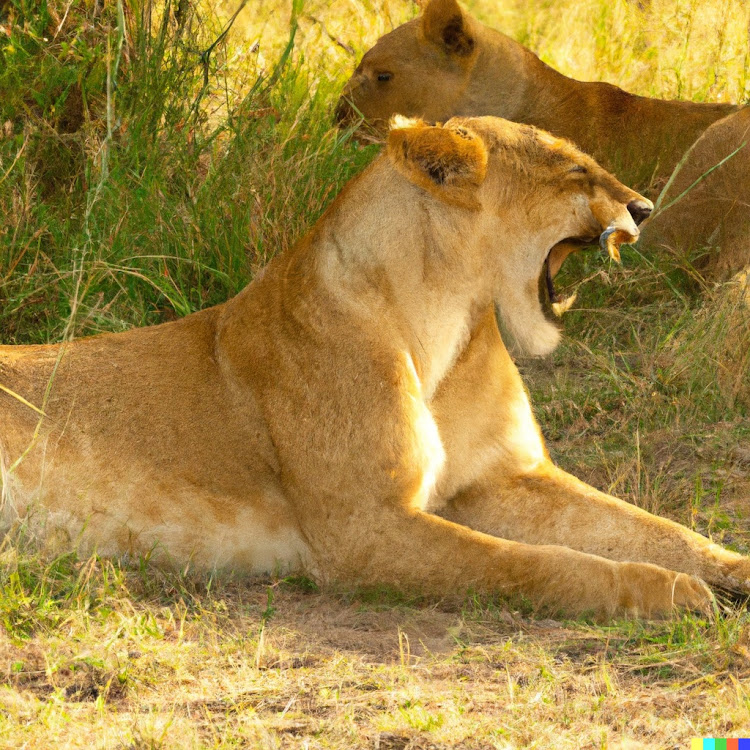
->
[1,0,750,747]
[1,553,749,749]
[472,0,749,103]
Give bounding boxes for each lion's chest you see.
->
[400,352,447,513]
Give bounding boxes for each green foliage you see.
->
[0,545,124,640]
[0,0,377,344]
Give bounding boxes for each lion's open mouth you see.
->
[539,222,640,317]
[539,237,596,319]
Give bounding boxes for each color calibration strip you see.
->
[691,740,750,749]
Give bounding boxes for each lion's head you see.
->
[335,0,501,133]
[377,116,651,357]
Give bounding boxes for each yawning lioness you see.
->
[2,116,748,618]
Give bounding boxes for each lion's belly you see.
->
[2,432,311,574]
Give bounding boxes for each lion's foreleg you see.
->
[437,462,750,595]
[307,504,711,619]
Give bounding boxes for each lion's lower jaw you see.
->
[503,319,561,359]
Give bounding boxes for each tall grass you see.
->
[471,0,750,103]
[0,0,380,344]
[2,0,748,340]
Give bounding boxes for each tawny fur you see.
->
[2,117,748,619]
[639,106,750,280]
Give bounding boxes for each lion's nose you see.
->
[627,199,653,226]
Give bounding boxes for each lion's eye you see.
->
[569,165,587,174]
[377,72,393,82]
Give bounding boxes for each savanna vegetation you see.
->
[0,0,749,746]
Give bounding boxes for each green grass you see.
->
[0,0,378,344]
[1,0,750,746]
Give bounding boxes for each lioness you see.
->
[640,106,750,280]
[2,117,748,618]
[336,0,736,192]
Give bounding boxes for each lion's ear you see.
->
[421,0,475,57]
[387,117,488,210]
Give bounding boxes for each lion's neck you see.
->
[470,29,596,139]
[394,288,478,401]
[329,249,483,400]
[313,175,491,399]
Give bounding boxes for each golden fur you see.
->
[2,117,748,618]
[639,106,750,280]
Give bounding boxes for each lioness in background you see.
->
[336,0,736,192]
[640,107,750,280]
[2,117,748,618]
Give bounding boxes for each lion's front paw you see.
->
[720,557,750,595]
[617,563,713,619]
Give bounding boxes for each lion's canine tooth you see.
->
[551,292,577,317]
[599,225,632,263]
